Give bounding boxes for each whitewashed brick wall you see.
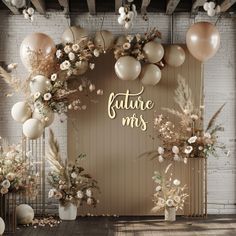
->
[0,11,235,214]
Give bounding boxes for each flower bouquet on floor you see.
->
[152,164,188,221]
[46,129,99,220]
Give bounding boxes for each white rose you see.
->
[173,179,180,186]
[166,199,174,207]
[155,186,161,192]
[93,49,100,57]
[48,189,55,198]
[43,93,52,101]
[72,44,80,52]
[56,49,62,58]
[86,189,92,197]
[51,73,57,81]
[77,190,84,199]
[158,155,164,163]
[2,180,11,189]
[64,45,71,54]
[71,172,77,179]
[184,146,193,154]
[172,146,179,154]
[188,136,197,144]
[68,52,75,61]
[157,147,164,155]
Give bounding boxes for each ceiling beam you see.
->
[58,0,69,13]
[87,0,96,15]
[2,0,20,14]
[220,0,236,12]
[141,0,151,15]
[166,0,181,15]
[115,0,122,14]
[31,0,46,14]
[191,0,207,14]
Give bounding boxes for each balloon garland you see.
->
[0,22,221,140]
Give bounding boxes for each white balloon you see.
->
[140,64,162,86]
[203,2,209,11]
[11,101,32,123]
[120,12,126,20]
[23,118,44,139]
[118,6,125,14]
[16,204,34,225]
[208,8,216,17]
[127,11,134,19]
[124,22,132,29]
[0,217,5,235]
[32,108,55,127]
[11,0,26,8]
[30,75,51,94]
[208,1,216,9]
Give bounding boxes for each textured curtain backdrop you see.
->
[68,46,204,216]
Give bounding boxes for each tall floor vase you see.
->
[165,207,176,222]
[59,203,77,220]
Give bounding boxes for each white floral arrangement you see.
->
[47,130,99,207]
[152,164,188,212]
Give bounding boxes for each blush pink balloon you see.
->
[20,33,56,72]
[186,22,220,62]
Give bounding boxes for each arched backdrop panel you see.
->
[68,46,205,216]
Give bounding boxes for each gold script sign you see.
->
[107,87,154,131]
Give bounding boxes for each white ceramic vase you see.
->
[164,207,176,222]
[59,203,77,221]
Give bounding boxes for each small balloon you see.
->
[23,118,44,139]
[61,26,89,45]
[143,41,164,63]
[16,204,34,225]
[186,22,220,62]
[115,56,141,80]
[30,75,51,94]
[164,45,186,67]
[140,64,162,86]
[94,30,114,52]
[11,101,32,123]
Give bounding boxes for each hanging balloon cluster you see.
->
[114,29,186,85]
[203,1,221,17]
[117,0,137,29]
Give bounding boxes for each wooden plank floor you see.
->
[11,215,236,236]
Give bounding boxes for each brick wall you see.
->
[0,11,235,214]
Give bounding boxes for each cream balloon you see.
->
[23,119,44,139]
[115,56,141,80]
[30,75,51,94]
[94,30,114,52]
[186,22,220,62]
[140,64,162,86]
[0,217,5,235]
[11,101,32,123]
[61,26,89,45]
[143,41,164,63]
[75,60,89,75]
[32,108,55,127]
[20,33,56,72]
[164,45,186,67]
[16,204,34,225]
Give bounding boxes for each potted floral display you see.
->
[46,129,99,220]
[152,164,188,221]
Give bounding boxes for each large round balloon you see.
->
[30,75,51,94]
[32,108,55,127]
[0,217,5,235]
[164,45,186,67]
[23,119,44,139]
[140,64,162,86]
[62,26,89,45]
[186,22,220,62]
[115,56,141,80]
[143,41,164,63]
[11,101,32,123]
[94,30,114,52]
[20,33,56,72]
[16,204,34,225]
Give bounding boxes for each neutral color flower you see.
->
[68,52,75,61]
[204,132,211,139]
[172,146,179,154]
[71,172,77,179]
[6,172,15,181]
[184,146,193,154]
[34,92,41,100]
[44,93,52,101]
[78,85,83,91]
[62,60,71,70]
[86,189,92,197]
[166,199,174,207]
[2,179,10,189]
[174,195,181,203]
[60,63,65,70]
[158,155,164,163]
[97,89,103,95]
[7,63,18,70]
[173,154,180,161]
[51,73,57,81]
[0,187,8,194]
[93,49,100,57]
[72,44,80,52]
[155,185,161,192]
[190,114,199,120]
[123,42,131,50]
[48,189,55,198]
[173,179,180,186]
[89,84,95,92]
[126,35,134,42]
[77,190,84,199]
[56,49,62,58]
[87,198,93,205]
[198,146,203,151]
[158,146,164,155]
[89,63,95,70]
[64,45,71,54]
[188,136,197,144]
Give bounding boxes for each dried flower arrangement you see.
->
[152,164,188,213]
[114,28,162,61]
[0,138,38,197]
[46,130,99,207]
[147,76,229,163]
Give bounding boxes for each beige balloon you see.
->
[20,33,56,72]
[115,56,141,80]
[115,35,127,47]
[140,64,162,86]
[30,75,51,94]
[11,101,32,123]
[23,118,44,139]
[62,26,89,45]
[186,22,220,62]
[32,108,55,127]
[94,30,114,52]
[164,45,186,67]
[75,60,89,75]
[16,204,34,225]
[143,41,164,63]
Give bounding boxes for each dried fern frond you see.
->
[206,103,225,131]
[46,129,64,171]
[162,107,183,118]
[175,75,194,113]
